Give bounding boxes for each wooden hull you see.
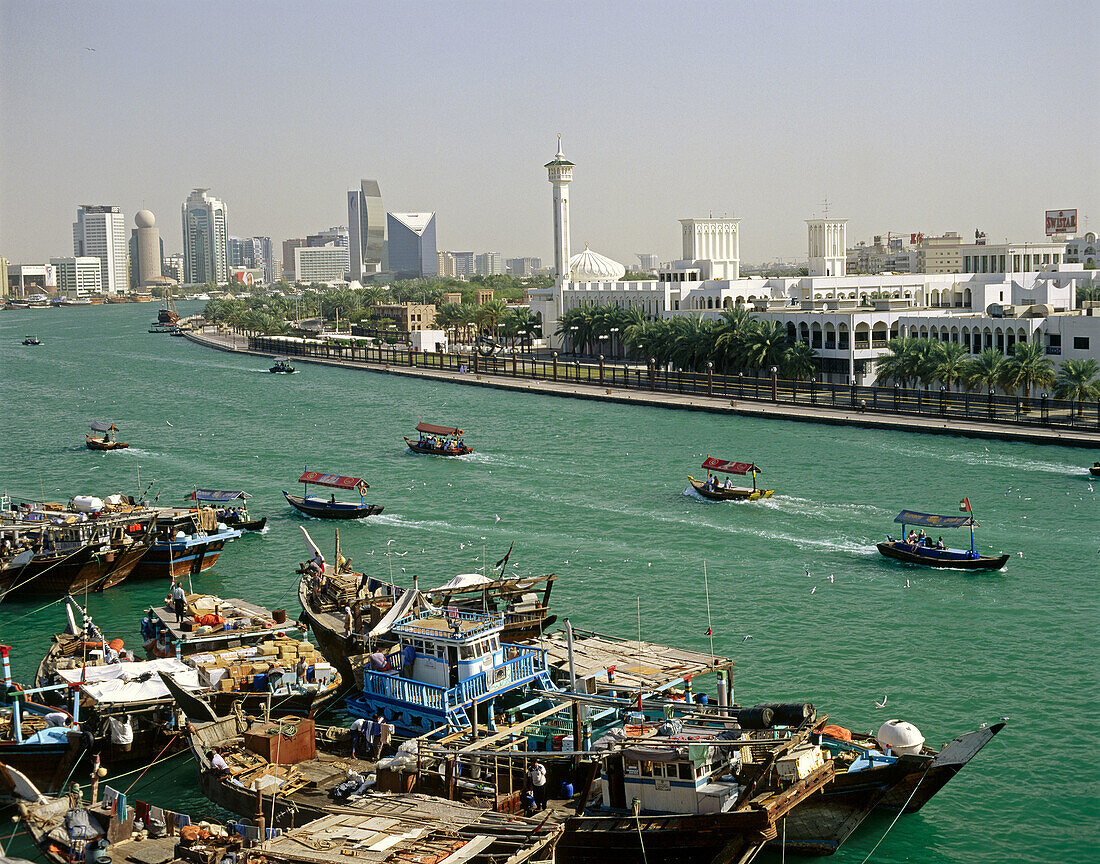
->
[298,577,360,687]
[877,541,1008,571]
[1090,465,1100,477]
[5,545,134,597]
[129,538,228,579]
[284,492,384,520]
[688,476,773,501]
[224,515,267,532]
[404,438,473,456]
[86,436,129,451]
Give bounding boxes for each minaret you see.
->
[545,136,574,283]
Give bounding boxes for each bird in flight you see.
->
[875,695,888,709]
[741,635,753,643]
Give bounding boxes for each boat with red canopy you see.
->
[282,471,384,520]
[404,422,472,456]
[688,456,773,501]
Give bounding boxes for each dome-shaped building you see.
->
[135,209,156,229]
[569,245,625,282]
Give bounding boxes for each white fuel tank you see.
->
[876,719,925,756]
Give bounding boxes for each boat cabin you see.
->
[606,740,743,815]
[349,609,551,734]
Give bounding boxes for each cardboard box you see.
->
[777,746,825,780]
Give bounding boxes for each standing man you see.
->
[171,582,186,625]
[350,717,367,759]
[528,759,548,811]
[369,713,385,760]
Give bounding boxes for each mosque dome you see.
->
[135,209,156,228]
[569,245,625,282]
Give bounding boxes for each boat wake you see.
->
[370,513,463,532]
[759,495,893,520]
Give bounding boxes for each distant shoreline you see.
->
[183,328,1100,449]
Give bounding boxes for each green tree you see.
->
[962,348,1007,394]
[929,341,969,389]
[1053,358,1100,414]
[740,320,789,373]
[1001,340,1055,399]
[782,341,819,380]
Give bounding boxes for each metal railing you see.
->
[246,336,1100,432]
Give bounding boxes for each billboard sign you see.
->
[44,265,56,288]
[1045,209,1077,236]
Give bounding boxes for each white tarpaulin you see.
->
[433,573,491,591]
[54,658,203,704]
[368,589,438,637]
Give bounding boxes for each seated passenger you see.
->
[935,536,946,549]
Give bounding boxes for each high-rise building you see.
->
[282,238,306,281]
[438,252,456,278]
[73,205,128,295]
[129,210,164,288]
[476,252,503,276]
[0,257,9,299]
[506,257,543,277]
[228,236,245,267]
[51,256,103,296]
[163,254,184,283]
[182,188,229,284]
[449,251,476,278]
[294,245,349,283]
[636,253,659,271]
[806,217,847,277]
[348,180,385,280]
[387,213,438,278]
[250,237,275,284]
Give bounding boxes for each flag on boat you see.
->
[705,626,712,636]
[959,497,972,512]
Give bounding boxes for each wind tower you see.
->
[806,208,847,277]
[545,136,574,284]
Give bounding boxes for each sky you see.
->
[1,0,1097,268]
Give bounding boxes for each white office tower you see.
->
[807,217,848,277]
[73,205,128,295]
[348,180,385,280]
[182,188,230,284]
[679,218,741,280]
[545,137,574,282]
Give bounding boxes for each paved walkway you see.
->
[184,328,1100,448]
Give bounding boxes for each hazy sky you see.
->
[2,0,1096,268]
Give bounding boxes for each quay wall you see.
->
[182,328,1100,448]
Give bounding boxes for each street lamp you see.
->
[570,325,579,356]
[610,326,620,359]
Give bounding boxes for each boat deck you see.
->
[538,628,733,694]
[150,596,278,644]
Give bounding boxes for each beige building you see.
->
[915,233,963,274]
[438,252,456,278]
[474,288,494,305]
[371,302,436,331]
[442,292,462,305]
[0,257,8,299]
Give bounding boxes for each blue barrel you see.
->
[561,781,574,798]
[696,693,709,705]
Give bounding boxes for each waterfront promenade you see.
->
[185,328,1100,447]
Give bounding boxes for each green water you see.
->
[1,302,1096,863]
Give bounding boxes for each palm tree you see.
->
[929,341,969,389]
[508,307,540,351]
[1053,358,1100,415]
[1001,340,1055,399]
[782,341,818,380]
[874,338,919,388]
[740,320,789,374]
[668,315,715,372]
[434,303,464,344]
[713,304,756,372]
[962,348,1007,394]
[476,299,508,341]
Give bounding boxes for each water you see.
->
[1,303,1096,862]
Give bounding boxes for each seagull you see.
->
[494,514,500,523]
[386,539,395,546]
[741,635,753,643]
[805,568,811,578]
[85,47,95,51]
[828,574,835,583]
[459,543,466,549]
[810,586,816,594]
[904,579,911,588]
[875,695,888,709]
[1017,551,1024,558]
[165,421,173,427]
[647,562,652,567]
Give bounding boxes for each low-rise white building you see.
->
[1064,232,1098,267]
[50,256,102,297]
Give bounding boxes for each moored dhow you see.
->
[129,507,241,579]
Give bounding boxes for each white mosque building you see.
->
[527,142,1100,384]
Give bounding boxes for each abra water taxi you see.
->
[404,422,472,456]
[877,502,1008,571]
[346,608,554,735]
[85,421,128,451]
[283,471,384,520]
[186,489,267,532]
[688,457,773,501]
[1090,462,1100,477]
[270,357,295,374]
[22,335,41,345]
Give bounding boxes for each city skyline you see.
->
[1,1,1096,269]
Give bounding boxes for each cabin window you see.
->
[696,764,708,778]
[678,763,693,780]
[459,644,478,659]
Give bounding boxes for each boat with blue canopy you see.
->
[877,502,1008,570]
[282,471,384,520]
[186,489,267,532]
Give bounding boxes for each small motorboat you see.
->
[270,357,295,373]
[876,499,1009,571]
[404,421,472,456]
[1089,462,1100,477]
[283,470,383,520]
[85,421,129,451]
[22,336,41,345]
[688,456,773,501]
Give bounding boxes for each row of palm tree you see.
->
[433,302,542,348]
[874,336,1100,402]
[554,303,820,378]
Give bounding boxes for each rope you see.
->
[0,592,69,628]
[858,762,932,864]
[634,807,649,864]
[98,745,189,784]
[0,543,92,601]
[123,735,178,795]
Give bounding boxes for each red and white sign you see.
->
[1045,209,1077,236]
[910,232,924,246]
